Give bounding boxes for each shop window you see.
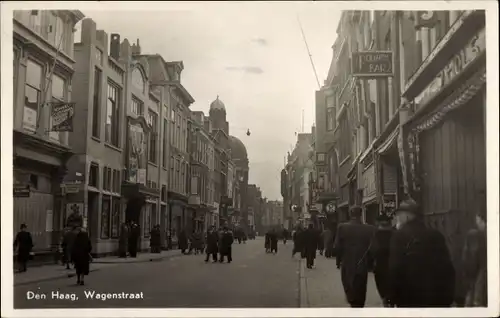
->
[29,174,38,190]
[89,163,99,188]
[101,196,111,239]
[111,198,120,238]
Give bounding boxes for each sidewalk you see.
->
[14,250,182,286]
[299,256,383,307]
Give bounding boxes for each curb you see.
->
[299,259,308,308]
[92,252,180,264]
[14,268,102,287]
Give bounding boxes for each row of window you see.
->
[88,163,121,193]
[169,156,188,196]
[171,107,188,153]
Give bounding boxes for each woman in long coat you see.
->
[14,224,33,272]
[118,223,129,258]
[150,225,161,253]
[71,227,92,285]
[323,228,334,258]
[61,227,77,269]
[270,229,279,254]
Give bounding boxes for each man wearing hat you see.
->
[387,199,455,307]
[370,213,395,307]
[334,206,376,308]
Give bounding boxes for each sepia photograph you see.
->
[1,1,498,317]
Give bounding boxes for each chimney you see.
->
[132,38,141,55]
[110,33,120,60]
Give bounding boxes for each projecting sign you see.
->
[351,51,394,77]
[14,184,30,197]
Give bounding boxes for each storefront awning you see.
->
[377,128,399,155]
[121,182,160,198]
[413,69,486,134]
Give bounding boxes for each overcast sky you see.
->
[77,3,340,200]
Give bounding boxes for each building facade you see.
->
[229,135,250,231]
[13,10,85,258]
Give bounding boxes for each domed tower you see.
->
[209,96,229,150]
[229,135,250,232]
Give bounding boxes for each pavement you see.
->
[299,254,383,307]
[13,238,383,308]
[14,250,182,287]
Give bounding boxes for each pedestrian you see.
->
[282,228,289,244]
[61,227,77,269]
[205,226,219,263]
[303,224,319,268]
[118,222,129,258]
[264,230,271,253]
[387,199,455,307]
[178,229,188,254]
[334,206,376,308]
[462,205,487,307]
[323,227,334,258]
[13,223,33,273]
[219,226,234,263]
[71,226,92,286]
[270,228,279,254]
[317,228,325,256]
[370,214,394,307]
[150,225,161,253]
[292,226,304,258]
[128,222,140,258]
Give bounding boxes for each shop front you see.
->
[168,193,188,247]
[13,131,72,260]
[399,11,486,301]
[359,150,378,225]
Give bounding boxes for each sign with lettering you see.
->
[362,164,377,197]
[415,28,485,107]
[351,51,394,77]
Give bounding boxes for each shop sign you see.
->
[351,51,393,77]
[415,28,486,107]
[14,184,30,197]
[62,183,81,194]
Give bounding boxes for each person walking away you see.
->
[270,229,279,254]
[71,226,92,285]
[334,206,376,307]
[323,227,334,258]
[282,228,289,244]
[303,224,319,268]
[205,226,219,262]
[292,226,304,258]
[128,222,140,257]
[370,214,394,307]
[118,223,129,258]
[387,199,455,307]
[317,228,325,256]
[462,207,487,307]
[178,229,188,254]
[14,224,33,273]
[150,225,161,253]
[219,227,234,263]
[265,230,271,253]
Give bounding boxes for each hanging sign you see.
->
[14,184,30,197]
[50,102,75,132]
[351,51,394,77]
[415,11,440,29]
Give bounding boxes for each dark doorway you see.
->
[88,192,99,238]
[125,196,145,224]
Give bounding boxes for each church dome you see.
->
[210,96,226,112]
[229,135,248,160]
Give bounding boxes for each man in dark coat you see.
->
[150,225,161,253]
[388,199,455,307]
[128,222,140,257]
[303,224,319,268]
[219,227,234,263]
[118,223,129,258]
[178,229,188,254]
[71,227,92,285]
[14,224,33,273]
[370,214,394,307]
[292,226,304,258]
[282,228,290,244]
[334,206,376,307]
[205,226,219,263]
[265,230,271,253]
[270,229,279,254]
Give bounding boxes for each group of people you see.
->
[117,221,142,258]
[332,199,487,308]
[264,229,279,253]
[204,226,235,263]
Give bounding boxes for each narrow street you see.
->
[14,238,301,308]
